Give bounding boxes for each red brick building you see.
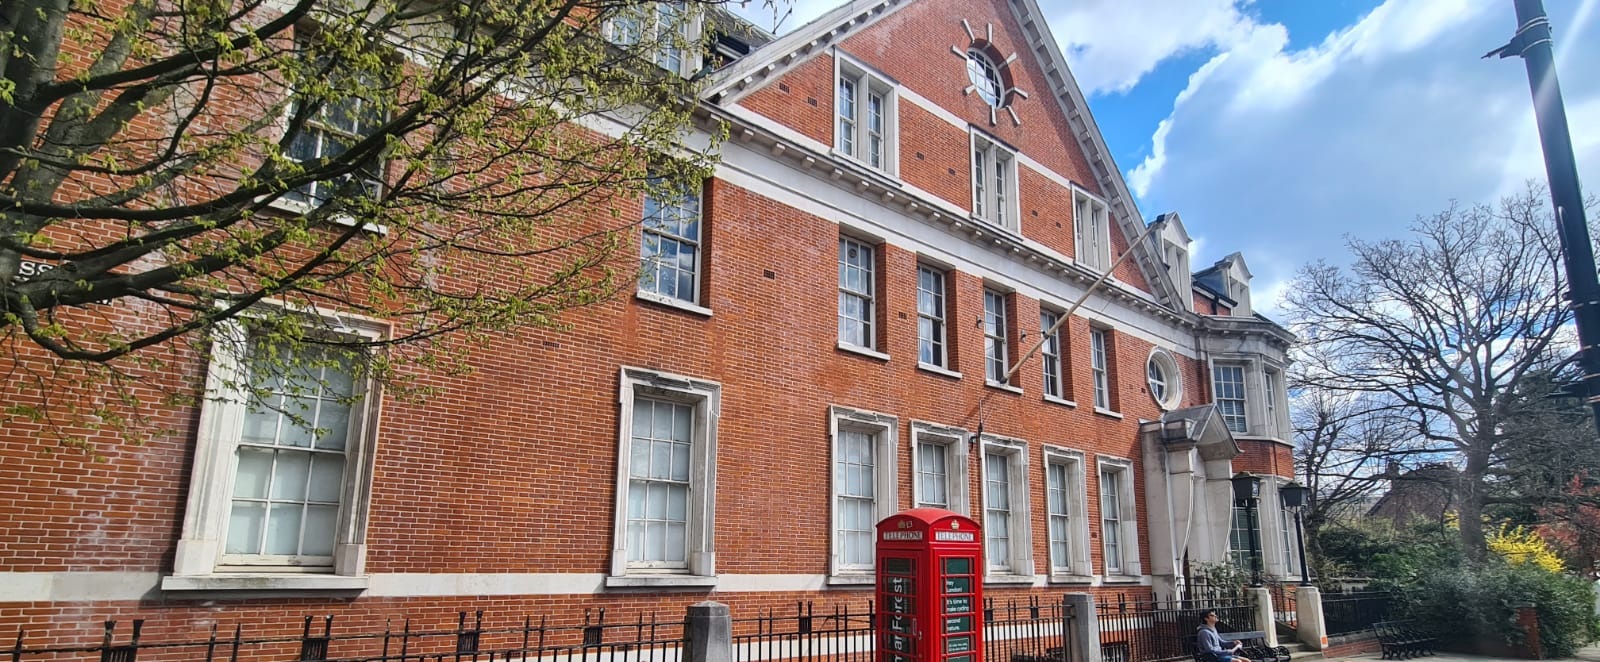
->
[0,0,1300,640]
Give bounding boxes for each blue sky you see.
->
[732,1,1600,316]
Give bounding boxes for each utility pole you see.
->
[1488,0,1600,434]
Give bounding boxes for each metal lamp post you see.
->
[1488,1,1600,433]
[1230,472,1263,587]
[1280,481,1312,586]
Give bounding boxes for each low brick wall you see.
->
[1324,631,1381,658]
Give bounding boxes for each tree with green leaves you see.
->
[1284,185,1597,560]
[1,0,742,446]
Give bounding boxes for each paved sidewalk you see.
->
[1322,644,1600,662]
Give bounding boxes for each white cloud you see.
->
[1250,275,1291,320]
[1130,1,1493,194]
[1118,0,1600,293]
[726,0,1599,304]
[1046,0,1255,96]
[1127,52,1232,197]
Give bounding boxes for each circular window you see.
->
[1147,350,1183,411]
[966,48,1004,106]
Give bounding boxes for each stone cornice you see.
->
[691,102,1202,332]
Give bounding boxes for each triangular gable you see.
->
[1154,211,1192,247]
[704,0,1186,311]
[704,0,908,103]
[1001,0,1180,308]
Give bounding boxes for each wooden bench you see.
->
[1374,620,1436,659]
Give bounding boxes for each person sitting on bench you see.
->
[1197,609,1245,662]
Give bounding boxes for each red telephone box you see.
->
[875,508,983,662]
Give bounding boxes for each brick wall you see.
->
[736,54,836,146]
[1,0,1292,642]
[1,175,1246,588]
[1230,440,1295,480]
[898,102,975,212]
[730,0,1155,291]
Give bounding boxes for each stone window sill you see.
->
[635,290,713,317]
[986,381,1023,395]
[604,574,718,589]
[265,198,389,235]
[837,342,890,362]
[918,363,962,380]
[162,574,369,593]
[1043,395,1077,408]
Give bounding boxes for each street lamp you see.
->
[1231,472,1263,587]
[1280,481,1312,586]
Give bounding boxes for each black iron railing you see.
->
[6,595,1093,662]
[1320,591,1394,636]
[9,610,685,662]
[1096,594,1258,662]
[727,596,1078,662]
[732,602,875,662]
[1264,582,1298,630]
[982,596,1077,662]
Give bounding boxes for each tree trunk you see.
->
[1458,453,1491,561]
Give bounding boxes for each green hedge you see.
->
[1399,561,1599,657]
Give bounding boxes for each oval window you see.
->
[966,48,1003,107]
[1147,350,1183,410]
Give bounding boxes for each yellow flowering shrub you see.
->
[1487,523,1566,573]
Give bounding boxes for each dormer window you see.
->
[604,3,701,77]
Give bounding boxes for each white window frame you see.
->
[834,54,897,174]
[979,435,1033,582]
[1097,457,1141,578]
[1040,308,1066,402]
[1263,366,1283,439]
[608,367,721,587]
[281,98,385,211]
[971,132,1018,231]
[917,264,949,370]
[965,48,1004,107]
[984,288,1010,386]
[602,2,704,78]
[638,179,704,307]
[838,235,878,352]
[165,304,387,592]
[1279,504,1299,577]
[1146,349,1183,411]
[910,421,970,513]
[829,405,898,582]
[1043,447,1092,580]
[1212,363,1248,434]
[270,41,386,231]
[1074,190,1111,272]
[1228,504,1260,572]
[1090,327,1112,411]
